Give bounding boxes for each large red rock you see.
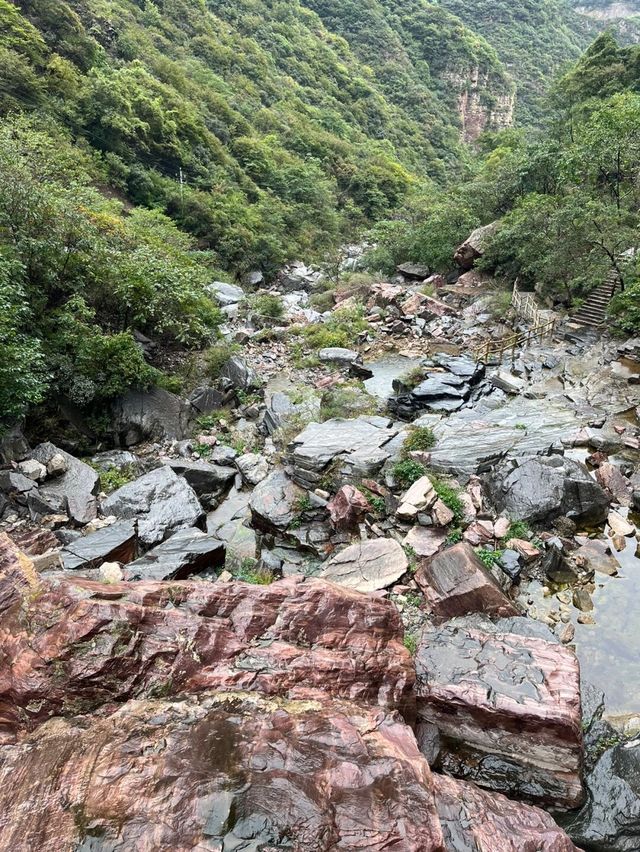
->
[0,533,414,741]
[0,692,446,851]
[433,774,580,851]
[415,542,518,622]
[415,618,584,809]
[327,484,371,530]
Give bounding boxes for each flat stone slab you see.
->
[249,471,300,532]
[31,443,99,525]
[415,617,584,809]
[125,528,225,581]
[415,542,518,621]
[61,521,137,571]
[404,526,447,558]
[319,538,408,592]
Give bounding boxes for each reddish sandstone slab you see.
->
[0,534,413,741]
[0,692,446,852]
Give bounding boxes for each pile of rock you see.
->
[389,354,486,418]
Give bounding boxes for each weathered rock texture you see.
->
[415,618,584,809]
[415,542,519,621]
[319,538,408,592]
[31,442,99,524]
[0,692,446,852]
[434,773,580,852]
[0,535,413,741]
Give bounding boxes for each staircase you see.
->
[572,271,622,328]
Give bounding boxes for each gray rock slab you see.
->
[319,538,408,592]
[61,521,137,571]
[125,528,225,581]
[31,442,99,524]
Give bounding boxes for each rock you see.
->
[493,516,510,538]
[102,467,204,547]
[90,450,138,472]
[499,549,522,581]
[574,538,619,576]
[61,520,137,571]
[317,347,358,366]
[542,541,578,584]
[164,458,236,498]
[249,470,301,533]
[463,520,494,546]
[562,738,640,852]
[404,526,447,558]
[98,561,124,584]
[188,385,230,415]
[596,462,633,507]
[415,617,584,809]
[491,370,527,395]
[396,476,437,521]
[0,422,29,464]
[486,456,609,526]
[235,452,269,485]
[287,416,401,489]
[507,537,541,563]
[432,498,455,527]
[110,388,193,445]
[207,487,257,567]
[125,528,225,581]
[31,443,99,525]
[220,356,260,391]
[454,221,500,270]
[415,543,518,622]
[319,538,408,592]
[433,773,580,852]
[7,527,59,557]
[0,692,446,851]
[327,485,371,530]
[573,588,594,612]
[397,261,430,279]
[16,459,46,482]
[0,471,38,503]
[207,279,245,305]
[0,561,413,738]
[607,510,635,537]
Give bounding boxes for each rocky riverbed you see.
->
[2,254,640,850]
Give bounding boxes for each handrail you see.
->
[474,282,556,364]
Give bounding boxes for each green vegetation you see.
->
[506,519,532,540]
[399,366,427,390]
[392,459,426,488]
[445,527,463,545]
[251,293,285,320]
[234,558,274,585]
[319,384,378,421]
[403,633,418,655]
[204,342,239,380]
[97,465,136,494]
[402,426,436,455]
[429,474,464,523]
[301,305,368,350]
[476,547,504,569]
[403,544,418,575]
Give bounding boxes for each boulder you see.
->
[0,471,38,504]
[596,462,633,507]
[318,347,358,366]
[0,692,445,851]
[207,487,257,566]
[90,450,138,472]
[397,261,430,279]
[31,442,99,525]
[188,385,231,415]
[164,458,236,498]
[124,528,225,581]
[562,738,640,852]
[573,538,619,576]
[607,509,635,537]
[236,452,269,485]
[434,773,580,852]
[327,484,371,530]
[249,471,301,533]
[61,520,137,571]
[110,388,193,445]
[207,279,245,305]
[16,459,46,482]
[415,617,584,809]
[319,538,408,593]
[220,356,260,391]
[0,422,29,464]
[454,221,500,270]
[0,551,414,737]
[486,456,609,526]
[287,416,401,489]
[102,467,204,547]
[415,543,519,622]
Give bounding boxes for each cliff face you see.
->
[575,1,640,19]
[445,65,516,143]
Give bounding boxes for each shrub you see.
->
[399,365,427,389]
[251,293,284,319]
[302,304,367,350]
[393,459,426,487]
[402,426,436,454]
[309,290,335,312]
[506,519,531,540]
[98,465,136,493]
[476,548,504,569]
[204,341,239,379]
[235,559,274,585]
[319,385,378,421]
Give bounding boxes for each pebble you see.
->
[577,613,596,625]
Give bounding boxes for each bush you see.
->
[393,459,426,487]
[251,293,284,319]
[320,385,378,421]
[204,341,239,379]
[402,426,436,454]
[399,366,427,390]
[302,304,368,350]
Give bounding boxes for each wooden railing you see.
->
[474,282,557,364]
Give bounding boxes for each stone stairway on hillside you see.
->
[572,270,622,327]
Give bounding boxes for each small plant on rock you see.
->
[403,633,418,655]
[205,341,239,379]
[235,558,274,585]
[506,520,531,540]
[445,527,463,545]
[399,366,426,389]
[251,293,284,319]
[393,459,426,487]
[476,548,504,569]
[402,426,436,454]
[97,464,136,494]
[429,474,464,523]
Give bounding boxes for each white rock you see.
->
[98,562,123,584]
[608,510,635,537]
[46,453,68,477]
[17,459,47,482]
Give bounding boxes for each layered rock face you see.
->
[415,617,584,809]
[0,535,414,741]
[0,693,446,852]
